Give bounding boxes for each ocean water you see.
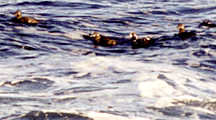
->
[1,0,216,120]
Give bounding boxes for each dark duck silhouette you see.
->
[129,32,154,48]
[86,32,117,47]
[176,23,196,40]
[13,10,39,24]
[199,19,216,28]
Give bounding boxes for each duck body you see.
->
[199,19,216,28]
[88,32,117,47]
[13,10,39,24]
[129,32,154,48]
[178,31,196,40]
[177,24,196,40]
[18,16,39,24]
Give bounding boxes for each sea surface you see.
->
[1,0,216,120]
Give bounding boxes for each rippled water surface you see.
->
[1,0,216,119]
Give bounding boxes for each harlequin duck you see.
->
[129,32,154,48]
[177,23,196,40]
[199,19,216,28]
[88,32,117,47]
[13,10,39,24]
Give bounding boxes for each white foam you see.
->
[62,30,85,40]
[71,56,146,76]
[138,80,177,98]
[15,26,84,40]
[87,111,148,120]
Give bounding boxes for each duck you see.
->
[13,10,39,24]
[199,19,216,28]
[177,23,196,40]
[129,32,154,48]
[88,32,117,47]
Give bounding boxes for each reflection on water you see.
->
[0,0,216,119]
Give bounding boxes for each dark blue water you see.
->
[1,0,216,119]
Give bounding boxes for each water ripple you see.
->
[1,0,216,119]
[16,1,109,9]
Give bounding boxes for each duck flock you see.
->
[12,10,216,49]
[4,7,216,120]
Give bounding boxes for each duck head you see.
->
[90,32,102,43]
[14,10,22,19]
[90,32,101,38]
[177,23,185,33]
[129,32,138,40]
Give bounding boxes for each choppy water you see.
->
[1,0,216,120]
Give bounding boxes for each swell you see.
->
[177,6,216,15]
[14,1,109,9]
[4,111,93,120]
